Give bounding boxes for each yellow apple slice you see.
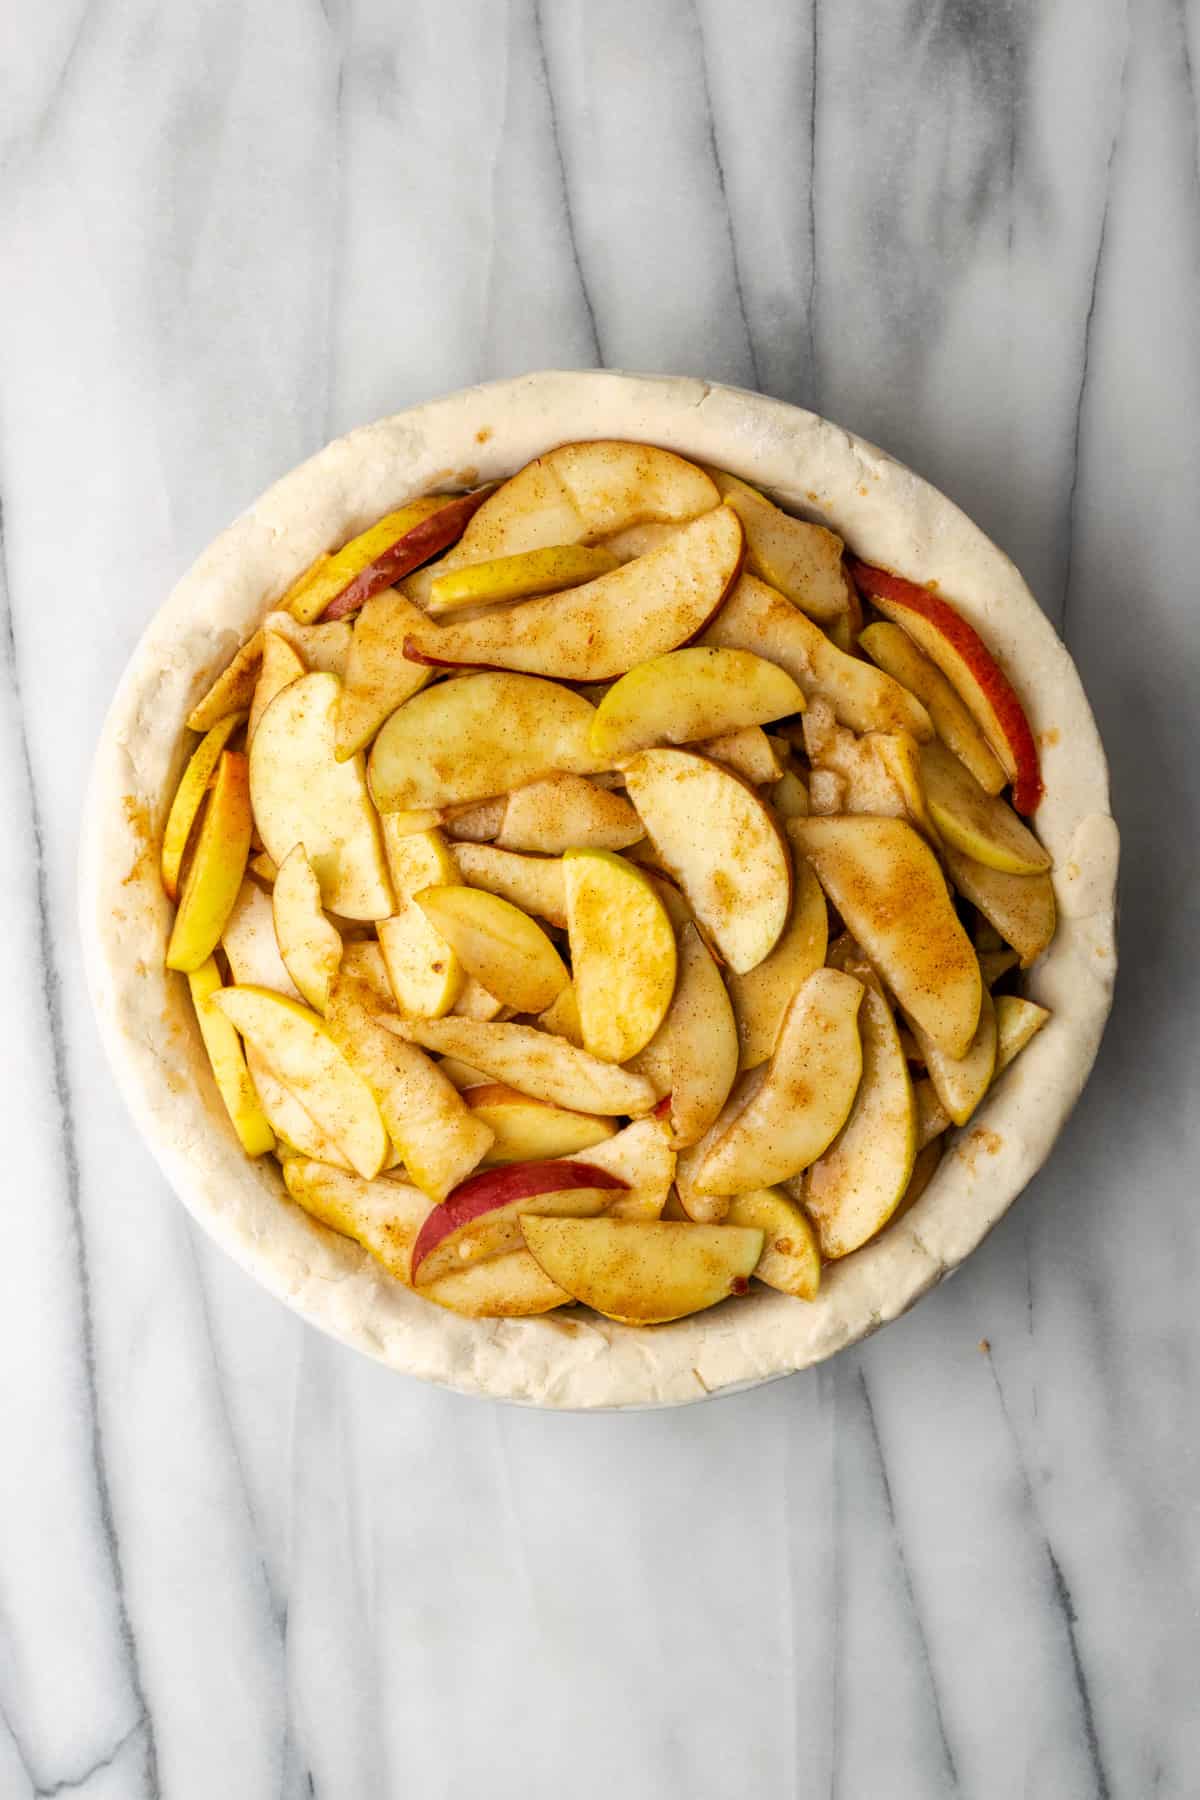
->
[338,940,395,1008]
[187,960,275,1156]
[283,1159,431,1283]
[726,857,828,1070]
[187,632,263,732]
[537,982,584,1046]
[562,1117,675,1221]
[772,767,810,820]
[402,507,744,682]
[520,1217,763,1325]
[693,969,864,1193]
[452,978,509,1021]
[672,1072,762,1222]
[246,1045,352,1168]
[589,647,804,760]
[166,751,253,972]
[789,815,982,1058]
[702,574,933,740]
[247,632,306,742]
[720,488,853,623]
[698,726,783,785]
[725,1187,821,1299]
[994,995,1050,1074]
[628,922,737,1148]
[368,671,599,813]
[333,590,434,760]
[222,879,301,997]
[414,886,569,1013]
[427,543,620,614]
[436,1057,494,1089]
[468,1084,615,1164]
[249,850,279,883]
[859,621,1007,794]
[376,824,463,1018]
[250,672,392,920]
[563,849,677,1063]
[919,740,1051,874]
[624,748,791,974]
[160,711,245,900]
[325,974,493,1200]
[284,494,476,623]
[272,845,343,1013]
[942,847,1057,968]
[211,984,389,1178]
[496,775,643,854]
[908,984,996,1128]
[383,1016,657,1116]
[421,1249,572,1317]
[452,844,567,927]
[803,967,916,1258]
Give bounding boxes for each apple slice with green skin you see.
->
[414,885,569,1014]
[802,965,916,1259]
[402,506,744,683]
[848,561,1043,813]
[496,775,643,855]
[724,1188,821,1300]
[558,1117,675,1221]
[166,750,253,972]
[520,1217,763,1325]
[563,849,677,1063]
[907,984,996,1128]
[283,1159,431,1284]
[468,1084,616,1165]
[628,922,737,1148]
[789,815,982,1059]
[246,1044,352,1168]
[376,824,463,1018]
[589,646,805,761]
[333,591,434,761]
[942,847,1056,968]
[726,857,828,1070]
[211,984,389,1178]
[624,748,792,974]
[281,491,492,624]
[187,633,264,732]
[410,1160,628,1285]
[427,544,620,614]
[247,632,306,742]
[537,982,584,1046]
[160,711,245,901]
[694,969,865,1194]
[187,960,275,1156]
[452,843,567,927]
[702,574,933,741]
[382,1016,657,1116]
[720,488,853,623]
[272,845,343,1013]
[250,672,393,921]
[421,1250,573,1317]
[698,726,783,785]
[368,672,599,814]
[919,740,1050,875]
[994,996,1050,1074]
[222,879,301,998]
[859,621,1006,795]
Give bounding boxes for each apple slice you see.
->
[726,857,828,1070]
[891,1138,944,1222]
[624,748,791,974]
[443,797,507,843]
[495,775,643,854]
[222,879,301,997]
[333,590,434,760]
[978,948,1017,987]
[520,1217,763,1324]
[246,1045,352,1168]
[283,1159,431,1284]
[339,940,395,1008]
[698,726,783,785]
[284,491,492,624]
[563,849,677,1063]
[211,984,389,1178]
[994,995,1050,1075]
[414,885,569,1013]
[702,574,933,740]
[467,1084,615,1164]
[559,1117,675,1222]
[919,740,1050,874]
[247,632,306,741]
[368,671,598,813]
[789,815,982,1058]
[250,672,393,921]
[859,621,1007,795]
[802,699,935,837]
[537,982,584,1046]
[451,979,509,1022]
[720,488,853,622]
[421,1249,573,1317]
[724,1187,821,1299]
[808,770,845,814]
[452,844,567,927]
[599,520,685,561]
[907,984,996,1128]
[382,1016,657,1116]
[589,647,804,760]
[166,750,253,972]
[673,1071,763,1222]
[249,850,278,883]
[628,922,737,1148]
[914,1077,951,1149]
[427,543,619,614]
[160,711,245,901]
[803,965,916,1258]
[187,960,275,1156]
[410,1160,628,1285]
[402,507,744,683]
[261,611,354,679]
[772,767,810,820]
[848,561,1042,813]
[376,824,463,1018]
[693,969,864,1193]
[942,847,1056,968]
[187,632,264,732]
[271,845,343,1013]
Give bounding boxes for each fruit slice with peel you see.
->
[994,996,1050,1074]
[693,969,865,1193]
[848,561,1042,813]
[702,574,933,740]
[789,815,982,1059]
[402,506,744,683]
[161,711,245,900]
[383,1017,657,1116]
[772,768,810,820]
[427,543,619,614]
[222,879,301,997]
[250,672,393,920]
[452,844,567,927]
[563,849,677,1063]
[334,590,434,760]
[496,775,643,854]
[589,646,805,760]
[919,740,1050,874]
[724,1188,821,1299]
[942,847,1056,969]
[285,491,491,624]
[421,1249,573,1317]
[558,1117,675,1222]
[914,1078,951,1147]
[376,824,463,1018]
[414,885,569,1013]
[859,621,1006,795]
[283,1159,431,1284]
[211,985,388,1178]
[698,726,782,784]
[410,1162,627,1285]
[520,1217,763,1325]
[247,1045,352,1168]
[261,611,353,679]
[624,748,792,974]
[187,960,275,1156]
[907,984,996,1128]
[166,751,253,972]
[674,1072,764,1222]
[368,672,598,813]
[891,1138,944,1222]
[272,845,343,1013]
[187,632,264,732]
[628,922,737,1148]
[248,631,306,741]
[720,487,853,623]
[726,857,828,1070]
[468,1084,615,1164]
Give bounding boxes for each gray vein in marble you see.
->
[531,0,602,365]
[33,1717,146,1799]
[689,1,760,390]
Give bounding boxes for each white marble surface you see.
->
[1,1,1197,1794]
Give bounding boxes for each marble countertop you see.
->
[2,3,1197,1795]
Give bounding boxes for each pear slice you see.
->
[520,1217,763,1325]
[994,996,1050,1074]
[725,1187,821,1299]
[789,815,982,1059]
[589,646,804,760]
[246,1045,352,1168]
[726,857,828,1070]
[920,741,1050,874]
[559,1117,676,1222]
[468,1084,615,1165]
[421,1250,573,1318]
[222,879,301,998]
[248,631,306,741]
[249,672,392,920]
[563,850,677,1063]
[624,748,792,974]
[942,847,1056,968]
[427,544,619,614]
[166,750,253,972]
[376,824,463,1019]
[161,711,245,901]
[414,886,569,1014]
[496,775,643,854]
[187,960,275,1156]
[628,922,737,1148]
[187,632,264,732]
[909,985,997,1127]
[452,844,567,928]
[382,1017,657,1117]
[859,621,1006,794]
[272,845,343,1013]
[698,726,783,785]
[719,488,854,623]
[333,590,434,760]
[283,1159,431,1284]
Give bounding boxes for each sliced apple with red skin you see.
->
[726,857,828,1070]
[719,487,853,623]
[906,983,996,1128]
[382,1016,657,1116]
[401,506,744,683]
[698,726,782,785]
[410,1160,628,1286]
[919,740,1050,874]
[563,849,677,1063]
[283,1159,431,1284]
[559,1117,675,1222]
[160,711,245,901]
[942,846,1056,969]
[467,1084,615,1164]
[452,843,567,928]
[496,775,643,855]
[376,824,463,1019]
[520,1217,763,1325]
[994,995,1050,1075]
[166,750,253,972]
[188,959,275,1156]
[187,632,264,732]
[859,621,1006,795]
[421,1250,573,1318]
[280,497,445,618]
[589,646,804,761]
[427,543,619,614]
[414,885,569,1013]
[789,815,982,1059]
[272,845,343,1013]
[628,922,737,1148]
[724,1188,821,1300]
[282,491,493,624]
[848,561,1043,813]
[334,590,434,761]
